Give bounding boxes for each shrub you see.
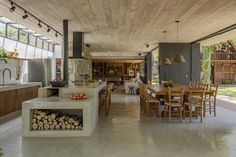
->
[0,47,10,63]
[0,148,4,157]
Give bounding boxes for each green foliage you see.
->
[200,46,212,84]
[222,79,233,85]
[7,26,18,40]
[0,22,6,36]
[19,31,28,43]
[0,47,10,63]
[152,51,159,82]
[218,87,236,98]
[0,148,3,157]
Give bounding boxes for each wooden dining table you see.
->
[148,84,214,99]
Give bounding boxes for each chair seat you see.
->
[203,98,214,102]
[166,102,182,107]
[184,102,201,107]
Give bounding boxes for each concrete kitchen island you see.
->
[22,82,106,137]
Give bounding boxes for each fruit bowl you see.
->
[70,92,88,100]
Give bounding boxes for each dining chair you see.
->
[138,82,145,112]
[203,83,218,117]
[99,83,113,116]
[189,81,200,88]
[200,83,209,91]
[184,87,205,122]
[142,84,160,117]
[165,87,184,122]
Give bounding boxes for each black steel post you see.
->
[63,20,69,85]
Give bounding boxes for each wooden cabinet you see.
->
[0,85,40,117]
[0,90,16,117]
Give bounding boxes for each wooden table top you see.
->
[148,84,213,96]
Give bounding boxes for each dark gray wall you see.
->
[159,43,200,85]
[145,52,152,83]
[141,52,152,83]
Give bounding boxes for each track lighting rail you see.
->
[8,0,63,37]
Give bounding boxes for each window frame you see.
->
[28,33,37,46]
[36,37,43,49]
[43,40,49,50]
[0,21,6,37]
[6,24,19,41]
[18,29,29,44]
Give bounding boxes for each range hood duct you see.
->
[69,32,85,60]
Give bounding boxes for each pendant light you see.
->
[174,20,186,63]
[160,31,172,65]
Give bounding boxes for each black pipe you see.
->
[191,23,236,44]
[63,20,69,85]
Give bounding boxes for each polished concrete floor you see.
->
[1,94,236,157]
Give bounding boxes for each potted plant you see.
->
[0,47,10,64]
[0,148,3,157]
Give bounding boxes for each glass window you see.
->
[49,43,54,52]
[43,40,49,50]
[36,38,43,48]
[7,25,18,40]
[0,22,6,37]
[19,30,28,44]
[29,34,36,46]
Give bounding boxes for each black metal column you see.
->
[63,20,69,85]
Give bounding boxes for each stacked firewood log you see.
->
[31,110,83,130]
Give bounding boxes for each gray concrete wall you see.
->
[159,43,200,85]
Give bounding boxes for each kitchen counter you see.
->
[22,82,107,137]
[0,82,42,92]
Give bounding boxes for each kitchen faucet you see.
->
[2,68,12,85]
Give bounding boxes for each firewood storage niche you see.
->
[30,109,83,131]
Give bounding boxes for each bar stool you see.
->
[99,83,113,116]
[128,86,135,95]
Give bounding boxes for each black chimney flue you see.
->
[63,20,69,85]
[69,32,85,59]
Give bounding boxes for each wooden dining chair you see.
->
[184,87,205,122]
[138,82,145,112]
[200,83,209,91]
[203,83,218,117]
[99,83,113,116]
[165,87,184,122]
[142,84,160,117]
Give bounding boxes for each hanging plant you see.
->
[0,148,3,157]
[0,47,10,63]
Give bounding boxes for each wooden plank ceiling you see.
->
[1,0,236,53]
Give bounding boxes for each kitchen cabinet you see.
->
[0,90,16,116]
[0,85,40,117]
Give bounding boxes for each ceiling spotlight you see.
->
[138,53,141,56]
[37,20,42,28]
[55,32,58,37]
[9,2,16,12]
[22,11,28,19]
[146,44,149,48]
[47,26,51,32]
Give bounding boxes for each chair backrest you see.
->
[167,87,184,104]
[188,87,205,105]
[210,83,218,97]
[200,83,208,91]
[138,82,146,97]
